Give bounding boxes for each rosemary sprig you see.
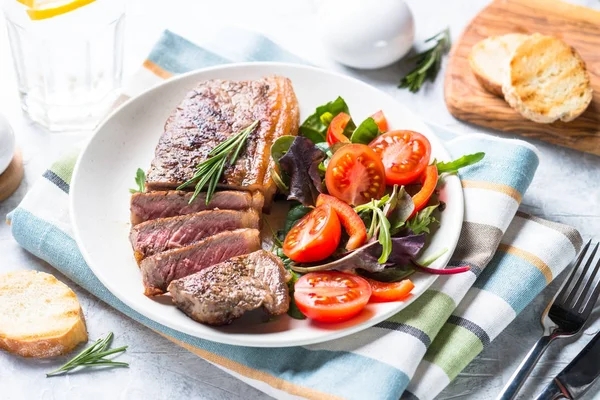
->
[177,120,259,204]
[399,28,451,93]
[46,332,128,377]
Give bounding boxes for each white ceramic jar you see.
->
[317,0,415,69]
[0,114,16,174]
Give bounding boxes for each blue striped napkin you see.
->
[7,29,582,400]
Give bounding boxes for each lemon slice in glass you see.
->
[21,0,96,20]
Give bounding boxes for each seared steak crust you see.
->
[130,190,263,225]
[168,250,290,326]
[140,228,261,296]
[130,209,260,262]
[145,76,299,205]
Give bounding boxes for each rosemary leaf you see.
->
[177,120,259,204]
[399,28,451,93]
[46,332,128,377]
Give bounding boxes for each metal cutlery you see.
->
[497,240,600,400]
[534,328,600,400]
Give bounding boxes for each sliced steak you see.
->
[130,190,263,225]
[168,250,290,326]
[141,228,261,296]
[130,209,260,262]
[144,76,299,207]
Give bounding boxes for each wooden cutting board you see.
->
[444,0,600,155]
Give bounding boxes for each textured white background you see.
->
[1,0,600,399]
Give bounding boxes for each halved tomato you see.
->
[368,130,431,185]
[365,278,414,303]
[326,112,352,146]
[371,110,388,133]
[316,194,367,250]
[412,165,438,214]
[325,144,386,206]
[283,204,341,263]
[294,272,372,322]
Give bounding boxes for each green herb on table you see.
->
[399,28,451,93]
[129,168,146,194]
[436,152,485,174]
[178,120,259,204]
[46,332,128,377]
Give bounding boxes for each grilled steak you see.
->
[168,250,290,326]
[130,190,263,225]
[145,76,299,207]
[141,228,261,296]
[130,209,260,262]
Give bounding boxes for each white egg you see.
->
[317,0,415,69]
[0,114,16,175]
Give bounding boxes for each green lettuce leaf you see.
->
[436,152,485,174]
[299,97,350,143]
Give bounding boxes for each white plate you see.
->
[70,62,463,347]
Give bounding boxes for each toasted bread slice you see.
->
[503,33,593,123]
[469,33,528,96]
[0,271,88,358]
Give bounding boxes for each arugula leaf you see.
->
[279,137,326,206]
[299,97,350,143]
[286,270,306,320]
[388,186,415,235]
[129,168,146,194]
[406,205,439,234]
[436,152,485,174]
[350,117,380,144]
[354,200,392,263]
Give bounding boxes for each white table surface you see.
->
[1,0,600,399]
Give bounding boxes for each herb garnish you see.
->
[46,332,128,377]
[399,28,451,93]
[129,168,146,194]
[436,152,485,174]
[178,120,259,204]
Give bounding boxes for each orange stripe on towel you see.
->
[158,333,344,400]
[461,180,522,203]
[143,59,173,79]
[497,243,553,283]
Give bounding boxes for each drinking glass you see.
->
[2,0,125,131]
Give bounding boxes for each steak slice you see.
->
[168,250,290,326]
[144,76,299,207]
[130,209,260,262]
[130,190,263,225]
[140,228,261,296]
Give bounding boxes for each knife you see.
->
[534,329,600,400]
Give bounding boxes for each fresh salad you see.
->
[270,97,484,322]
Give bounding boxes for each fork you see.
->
[496,240,600,400]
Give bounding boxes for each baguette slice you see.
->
[0,271,88,358]
[469,33,528,96]
[503,33,593,123]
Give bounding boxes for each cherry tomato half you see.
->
[326,112,352,146]
[294,272,372,322]
[411,165,438,214]
[368,130,432,185]
[370,110,388,133]
[283,204,341,263]
[316,194,367,250]
[365,278,414,303]
[325,144,386,206]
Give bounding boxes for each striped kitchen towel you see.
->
[7,29,582,400]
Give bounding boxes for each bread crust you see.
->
[469,33,528,97]
[0,271,88,358]
[502,33,593,123]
